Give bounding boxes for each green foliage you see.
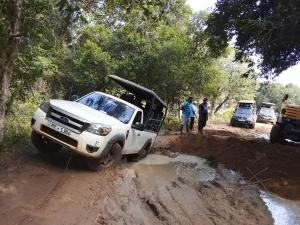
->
[255,83,300,110]
[162,116,181,130]
[224,108,235,121]
[209,108,234,124]
[4,92,43,147]
[1,0,262,150]
[201,51,258,114]
[206,0,300,77]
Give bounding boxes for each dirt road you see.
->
[0,122,297,225]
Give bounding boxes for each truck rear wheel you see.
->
[130,143,151,162]
[86,143,122,171]
[270,125,284,144]
[31,131,61,153]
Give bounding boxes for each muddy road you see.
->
[156,123,300,201]
[0,123,299,225]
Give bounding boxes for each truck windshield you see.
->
[235,108,253,116]
[259,107,275,116]
[78,92,135,124]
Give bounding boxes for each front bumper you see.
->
[31,108,110,158]
[231,118,253,127]
[257,116,274,124]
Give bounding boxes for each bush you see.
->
[209,108,235,124]
[3,90,48,148]
[4,101,37,147]
[162,115,181,130]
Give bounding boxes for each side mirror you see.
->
[132,122,144,131]
[70,95,80,101]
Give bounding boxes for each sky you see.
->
[186,0,300,88]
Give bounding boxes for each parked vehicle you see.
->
[230,100,257,129]
[270,94,300,143]
[31,75,167,171]
[257,102,276,124]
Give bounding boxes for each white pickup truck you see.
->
[31,75,167,170]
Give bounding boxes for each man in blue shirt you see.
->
[180,97,193,134]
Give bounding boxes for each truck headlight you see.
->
[39,101,50,113]
[86,123,111,136]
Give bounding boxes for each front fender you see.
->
[99,134,125,159]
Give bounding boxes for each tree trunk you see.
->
[214,94,230,114]
[178,101,181,120]
[0,0,22,145]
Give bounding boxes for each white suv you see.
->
[31,75,167,170]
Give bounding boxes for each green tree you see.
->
[202,51,258,114]
[255,83,300,110]
[206,0,300,77]
[0,0,22,144]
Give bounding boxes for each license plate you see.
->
[238,118,245,122]
[47,121,71,136]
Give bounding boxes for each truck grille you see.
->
[41,125,78,148]
[46,107,89,133]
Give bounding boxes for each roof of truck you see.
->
[238,100,256,104]
[262,102,275,106]
[108,75,167,107]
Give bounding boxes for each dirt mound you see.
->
[154,124,300,201]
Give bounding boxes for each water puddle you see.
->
[261,191,300,225]
[136,154,216,182]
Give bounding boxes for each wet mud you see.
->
[0,151,272,225]
[155,123,300,201]
[0,122,297,225]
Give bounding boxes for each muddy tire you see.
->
[270,125,284,144]
[86,143,122,171]
[31,131,61,153]
[250,122,255,129]
[131,143,151,162]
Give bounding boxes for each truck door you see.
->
[123,111,148,154]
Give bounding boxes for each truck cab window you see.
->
[133,111,142,124]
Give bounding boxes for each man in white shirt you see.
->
[189,101,197,131]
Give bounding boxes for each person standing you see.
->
[198,98,208,134]
[189,101,197,131]
[180,97,193,134]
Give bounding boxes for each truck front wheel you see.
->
[86,143,122,171]
[31,131,61,153]
[270,125,284,144]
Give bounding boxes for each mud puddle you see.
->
[135,153,216,183]
[137,154,298,225]
[261,191,300,225]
